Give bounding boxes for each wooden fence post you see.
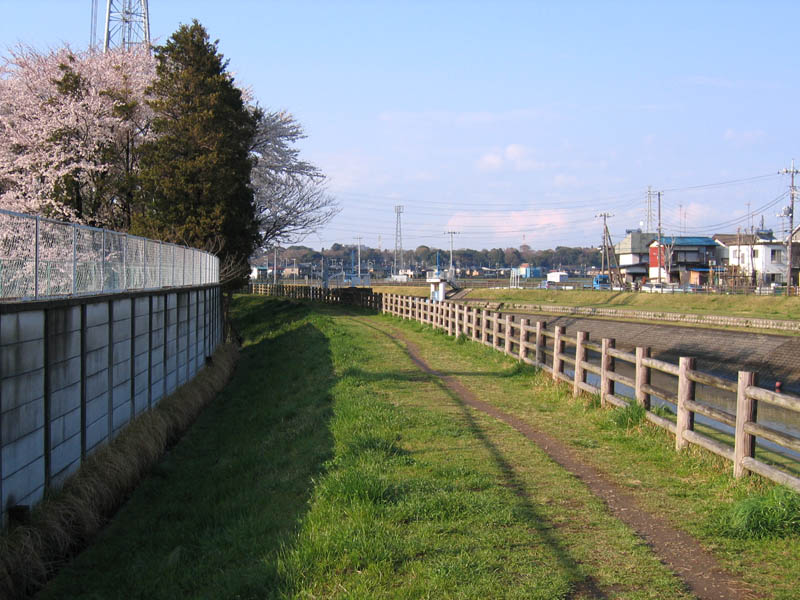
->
[552,326,564,381]
[600,338,615,407]
[535,321,545,365]
[635,346,651,409]
[573,331,588,397]
[453,302,461,336]
[675,356,696,451]
[519,318,528,362]
[492,311,499,349]
[734,371,757,478]
[504,314,513,355]
[471,307,479,341]
[448,302,454,336]
[481,309,489,344]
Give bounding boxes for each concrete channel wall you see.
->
[0,285,223,523]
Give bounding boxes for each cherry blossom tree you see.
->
[0,45,155,228]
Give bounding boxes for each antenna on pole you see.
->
[444,231,459,273]
[394,205,404,276]
[102,0,151,52]
[353,236,363,280]
[90,0,99,49]
[779,159,799,294]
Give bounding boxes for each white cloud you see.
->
[723,128,766,145]
[475,144,556,172]
[445,209,572,247]
[476,152,504,172]
[553,174,579,188]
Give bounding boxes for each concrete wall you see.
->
[0,286,222,523]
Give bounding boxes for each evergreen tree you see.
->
[134,21,259,284]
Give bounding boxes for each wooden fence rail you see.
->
[252,286,800,493]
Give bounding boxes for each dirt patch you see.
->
[375,322,756,600]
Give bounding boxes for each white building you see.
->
[713,231,787,285]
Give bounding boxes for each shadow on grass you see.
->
[40,302,335,600]
[355,318,608,598]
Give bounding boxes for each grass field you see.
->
[40,297,799,599]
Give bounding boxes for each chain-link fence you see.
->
[0,208,219,300]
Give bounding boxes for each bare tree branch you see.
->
[249,109,339,250]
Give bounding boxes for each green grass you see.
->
[377,314,800,600]
[461,288,800,321]
[40,297,799,599]
[715,486,800,539]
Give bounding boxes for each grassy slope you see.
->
[461,288,800,321]
[40,298,798,598]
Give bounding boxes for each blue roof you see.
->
[654,236,717,246]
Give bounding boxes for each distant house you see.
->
[250,265,271,280]
[614,230,657,284]
[648,236,718,285]
[713,230,793,285]
[515,263,544,278]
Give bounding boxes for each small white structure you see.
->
[427,271,447,302]
[547,271,569,283]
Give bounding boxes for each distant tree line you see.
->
[266,242,601,272]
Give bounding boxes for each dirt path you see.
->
[361,318,757,600]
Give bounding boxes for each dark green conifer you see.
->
[134,20,259,285]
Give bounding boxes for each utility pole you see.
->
[354,236,362,280]
[273,247,278,284]
[394,205,404,275]
[780,160,799,294]
[657,191,663,284]
[444,231,459,272]
[596,213,612,275]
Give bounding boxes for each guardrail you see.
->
[0,208,219,300]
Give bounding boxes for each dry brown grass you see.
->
[0,344,239,600]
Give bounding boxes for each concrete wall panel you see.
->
[1,369,44,413]
[2,429,44,478]
[1,311,44,345]
[3,456,44,509]
[1,285,221,522]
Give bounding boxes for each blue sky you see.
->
[3,1,800,251]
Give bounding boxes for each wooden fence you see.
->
[255,285,800,493]
[250,283,382,310]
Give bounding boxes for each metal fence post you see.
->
[34,215,40,299]
[72,224,77,295]
[123,234,128,291]
[101,229,106,292]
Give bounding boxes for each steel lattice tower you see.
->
[93,0,151,52]
[394,205,404,275]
